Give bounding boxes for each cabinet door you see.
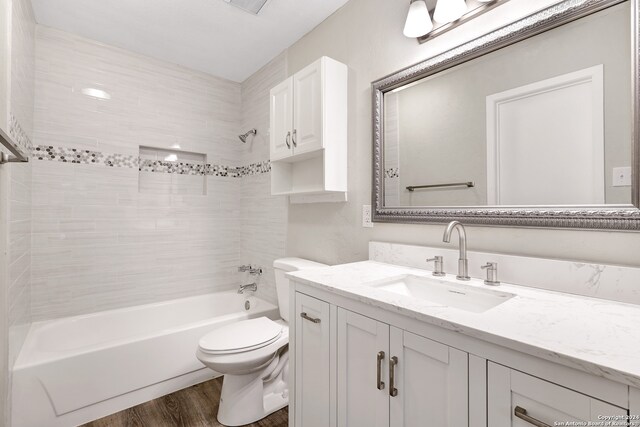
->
[293,59,323,155]
[488,362,627,427]
[270,77,293,161]
[295,293,331,427]
[337,308,389,427]
[389,328,468,427]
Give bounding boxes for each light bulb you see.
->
[403,0,434,38]
[433,0,468,24]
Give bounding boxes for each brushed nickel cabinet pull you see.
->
[389,356,398,397]
[292,129,297,147]
[285,131,291,149]
[376,351,385,390]
[300,312,320,323]
[514,406,551,427]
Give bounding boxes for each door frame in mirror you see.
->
[372,0,640,230]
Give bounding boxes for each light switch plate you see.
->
[612,167,632,187]
[362,205,373,228]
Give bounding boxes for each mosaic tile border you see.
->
[8,113,33,158]
[33,144,271,178]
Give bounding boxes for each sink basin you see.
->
[365,275,515,313]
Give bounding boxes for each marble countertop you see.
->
[287,260,640,388]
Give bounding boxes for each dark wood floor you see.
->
[82,377,288,427]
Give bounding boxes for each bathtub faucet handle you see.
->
[238,265,251,272]
[248,267,262,276]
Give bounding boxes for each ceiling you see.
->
[30,0,350,82]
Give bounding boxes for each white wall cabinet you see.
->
[292,60,323,156]
[270,77,294,161]
[488,362,627,426]
[269,57,347,203]
[292,288,632,427]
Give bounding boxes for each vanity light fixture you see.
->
[433,0,468,24]
[403,0,434,38]
[404,0,509,43]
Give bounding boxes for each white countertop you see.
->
[287,260,640,388]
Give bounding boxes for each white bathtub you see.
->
[12,291,279,427]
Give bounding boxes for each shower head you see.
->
[238,129,257,143]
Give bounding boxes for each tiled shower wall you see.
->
[1,0,35,422]
[32,26,289,320]
[32,26,245,320]
[239,53,288,304]
[8,0,35,357]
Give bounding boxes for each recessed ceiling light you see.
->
[223,0,269,15]
[81,88,111,100]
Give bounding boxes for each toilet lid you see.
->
[199,317,283,354]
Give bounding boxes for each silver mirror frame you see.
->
[372,0,640,230]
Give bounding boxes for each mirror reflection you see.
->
[383,2,631,207]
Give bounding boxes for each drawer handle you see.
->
[389,356,398,397]
[376,351,385,390]
[285,131,291,149]
[292,129,297,147]
[300,312,321,323]
[514,406,551,427]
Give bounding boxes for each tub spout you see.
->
[238,283,257,294]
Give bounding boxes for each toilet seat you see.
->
[199,317,283,355]
[196,322,289,376]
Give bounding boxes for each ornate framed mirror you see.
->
[372,0,640,230]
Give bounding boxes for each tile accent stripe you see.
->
[34,145,112,164]
[33,144,271,177]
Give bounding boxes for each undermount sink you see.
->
[365,275,515,313]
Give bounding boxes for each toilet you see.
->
[196,257,327,426]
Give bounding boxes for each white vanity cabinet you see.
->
[291,287,636,427]
[388,326,468,427]
[294,297,469,427]
[294,293,332,427]
[337,308,389,427]
[488,363,627,426]
[336,309,468,427]
[269,56,347,202]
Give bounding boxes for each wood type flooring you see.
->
[82,377,288,427]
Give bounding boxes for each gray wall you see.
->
[395,3,630,206]
[280,0,640,269]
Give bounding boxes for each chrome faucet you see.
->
[238,283,257,294]
[442,221,470,281]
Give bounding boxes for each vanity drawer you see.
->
[488,362,627,427]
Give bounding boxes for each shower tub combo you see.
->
[12,291,279,427]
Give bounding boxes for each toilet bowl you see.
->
[196,257,327,426]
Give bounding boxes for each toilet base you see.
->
[216,353,289,426]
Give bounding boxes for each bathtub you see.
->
[12,291,279,427]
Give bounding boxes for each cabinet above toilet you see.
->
[269,56,348,204]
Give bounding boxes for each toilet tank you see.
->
[273,258,327,322]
